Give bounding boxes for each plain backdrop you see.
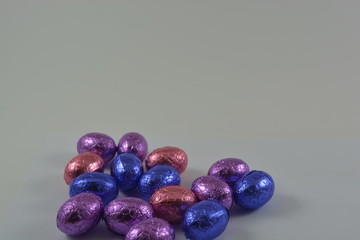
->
[0,1,359,239]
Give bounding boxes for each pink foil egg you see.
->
[64,152,105,185]
[150,186,197,223]
[145,146,188,174]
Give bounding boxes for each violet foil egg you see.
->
[77,132,116,164]
[118,132,148,162]
[150,186,197,223]
[138,165,181,201]
[145,146,188,174]
[182,200,229,240]
[233,170,275,209]
[208,158,250,188]
[64,152,105,185]
[103,197,154,235]
[111,153,143,191]
[56,193,103,236]
[69,172,119,205]
[191,175,233,209]
[125,218,175,240]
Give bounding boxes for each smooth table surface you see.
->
[0,137,359,239]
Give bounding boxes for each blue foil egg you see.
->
[111,153,143,192]
[69,172,119,205]
[182,200,229,240]
[233,170,275,209]
[138,165,181,201]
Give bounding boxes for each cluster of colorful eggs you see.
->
[56,132,275,240]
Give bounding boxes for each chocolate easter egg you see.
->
[77,132,116,164]
[56,193,103,236]
[145,146,188,174]
[64,152,105,185]
[150,186,197,223]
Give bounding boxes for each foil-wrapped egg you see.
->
[125,218,175,240]
[64,152,105,185]
[56,193,103,236]
[182,200,229,240]
[77,132,116,164]
[104,197,154,235]
[138,165,181,201]
[118,132,148,162]
[233,170,275,209]
[191,175,233,209]
[208,158,250,188]
[145,146,188,174]
[69,172,119,205]
[111,153,143,191]
[150,186,197,223]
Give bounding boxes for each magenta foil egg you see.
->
[191,175,233,209]
[118,132,148,161]
[208,158,250,188]
[125,218,175,240]
[56,193,103,236]
[103,197,154,235]
[77,132,116,164]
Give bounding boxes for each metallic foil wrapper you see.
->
[208,158,250,188]
[138,165,181,201]
[64,152,105,185]
[125,218,175,240]
[77,132,116,164]
[150,186,197,223]
[111,153,143,191]
[118,132,148,162]
[104,197,153,235]
[191,175,233,209]
[69,172,119,205]
[145,146,188,174]
[233,170,275,209]
[56,193,103,236]
[182,200,229,240]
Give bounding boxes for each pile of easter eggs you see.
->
[57,132,275,240]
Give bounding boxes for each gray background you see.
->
[0,1,359,239]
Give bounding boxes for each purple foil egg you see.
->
[208,158,250,188]
[118,132,148,161]
[77,132,116,164]
[56,193,103,236]
[125,218,175,240]
[191,176,233,209]
[104,197,154,235]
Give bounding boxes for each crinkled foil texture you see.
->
[104,197,153,235]
[77,132,116,164]
[111,153,143,191]
[64,152,105,185]
[57,193,103,236]
[145,146,188,174]
[182,200,229,240]
[118,132,148,162]
[125,218,175,240]
[150,186,197,223]
[191,175,233,209]
[69,172,119,205]
[208,158,250,187]
[234,170,275,209]
[138,165,181,201]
